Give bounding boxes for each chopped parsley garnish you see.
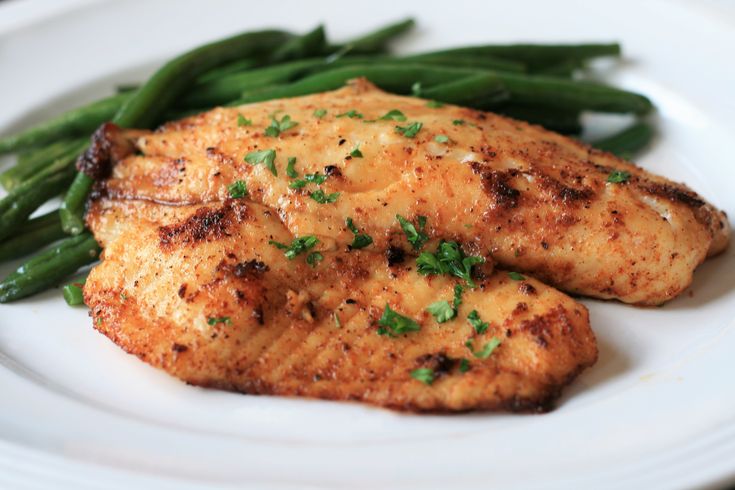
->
[466,337,502,359]
[244,149,277,176]
[379,109,407,121]
[396,214,428,251]
[426,285,463,324]
[207,316,232,326]
[377,304,421,337]
[289,172,328,189]
[508,271,526,281]
[269,235,319,260]
[452,119,466,125]
[453,284,464,310]
[427,300,454,323]
[411,82,422,96]
[607,170,631,184]
[337,109,363,119]
[410,368,434,385]
[334,312,342,328]
[434,134,449,144]
[346,217,373,249]
[313,108,327,118]
[227,180,248,198]
[310,189,340,204]
[306,251,323,267]
[265,113,298,137]
[426,100,444,108]
[349,144,363,158]
[395,121,423,138]
[237,114,252,126]
[286,157,298,178]
[459,358,470,373]
[416,241,485,287]
[467,310,488,334]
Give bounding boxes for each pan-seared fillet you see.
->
[96,80,729,305]
[85,199,597,412]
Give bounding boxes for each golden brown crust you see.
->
[91,81,729,304]
[85,200,597,413]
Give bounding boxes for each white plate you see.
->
[1,0,734,488]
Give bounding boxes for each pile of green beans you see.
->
[0,18,655,303]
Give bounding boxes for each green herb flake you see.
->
[427,285,463,324]
[607,170,631,184]
[306,251,324,268]
[237,114,252,127]
[289,172,328,189]
[227,180,248,199]
[244,149,277,176]
[410,367,434,385]
[472,337,502,359]
[427,300,455,323]
[349,144,363,158]
[452,119,466,126]
[508,271,526,281]
[416,241,485,287]
[310,189,340,204]
[286,157,298,178]
[426,100,444,108]
[411,82,422,96]
[313,108,327,118]
[467,310,489,334]
[269,235,319,260]
[459,358,470,373]
[395,121,423,138]
[337,109,363,119]
[334,312,342,328]
[377,304,421,337]
[379,109,407,122]
[434,134,450,144]
[265,113,298,137]
[207,316,232,326]
[396,214,429,251]
[346,217,373,249]
[453,284,464,311]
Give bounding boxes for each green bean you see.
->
[0,138,87,191]
[185,58,332,108]
[421,74,509,106]
[0,211,65,262]
[196,57,262,84]
[114,30,291,129]
[0,152,79,242]
[533,59,583,78]
[270,25,326,63]
[62,281,85,306]
[233,63,653,115]
[591,121,654,159]
[416,43,621,70]
[398,54,525,73]
[59,173,94,235]
[232,64,471,104]
[188,53,523,109]
[0,93,130,154]
[0,232,100,303]
[60,29,292,235]
[331,18,415,55]
[497,105,582,134]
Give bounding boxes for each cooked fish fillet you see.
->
[85,198,597,412]
[95,80,729,305]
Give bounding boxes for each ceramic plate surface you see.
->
[0,1,734,488]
